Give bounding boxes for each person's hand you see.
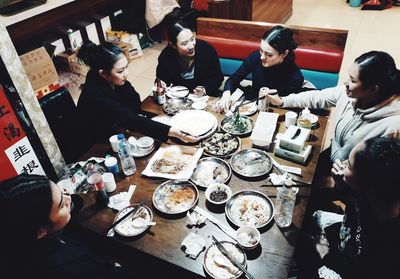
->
[216,90,231,113]
[168,127,199,143]
[260,89,283,107]
[193,86,206,97]
[386,130,400,139]
[331,159,348,184]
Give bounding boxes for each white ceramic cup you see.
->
[102,172,116,193]
[136,136,154,152]
[285,111,298,128]
[109,135,119,152]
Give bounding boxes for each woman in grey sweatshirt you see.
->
[264,51,400,164]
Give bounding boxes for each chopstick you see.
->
[272,164,306,186]
[212,236,256,279]
[236,95,266,109]
[105,203,143,233]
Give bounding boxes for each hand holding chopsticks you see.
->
[212,236,256,279]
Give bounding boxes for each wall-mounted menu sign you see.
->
[0,85,45,181]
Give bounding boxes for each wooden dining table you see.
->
[76,96,329,278]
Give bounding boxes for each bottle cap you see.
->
[117,134,125,140]
[284,178,293,188]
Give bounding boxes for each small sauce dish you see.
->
[205,183,232,205]
[236,225,260,250]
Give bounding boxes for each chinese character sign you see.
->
[0,85,45,181]
[5,137,45,176]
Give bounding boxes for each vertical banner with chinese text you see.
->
[0,85,45,181]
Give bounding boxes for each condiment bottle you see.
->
[155,78,166,105]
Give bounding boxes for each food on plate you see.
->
[163,99,193,114]
[231,150,271,177]
[209,189,228,203]
[114,205,152,237]
[200,132,239,156]
[158,184,196,212]
[230,196,271,227]
[239,102,257,115]
[151,147,191,174]
[223,110,248,134]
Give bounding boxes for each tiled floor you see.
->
[123,0,399,149]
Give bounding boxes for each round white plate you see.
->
[238,102,257,116]
[203,241,247,279]
[166,86,189,98]
[130,145,155,158]
[170,110,217,137]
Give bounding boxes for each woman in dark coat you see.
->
[0,174,132,279]
[217,25,305,112]
[156,20,223,96]
[77,41,197,153]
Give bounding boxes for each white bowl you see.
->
[236,225,260,250]
[136,136,154,152]
[205,183,232,205]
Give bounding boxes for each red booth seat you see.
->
[197,35,343,73]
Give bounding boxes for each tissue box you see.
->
[274,144,312,164]
[279,125,310,153]
[250,112,279,149]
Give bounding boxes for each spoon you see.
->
[131,218,156,228]
[214,254,239,275]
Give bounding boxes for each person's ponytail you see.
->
[77,41,125,74]
[77,41,98,69]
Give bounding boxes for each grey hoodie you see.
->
[282,85,400,162]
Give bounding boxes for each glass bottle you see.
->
[274,179,298,228]
[117,134,137,176]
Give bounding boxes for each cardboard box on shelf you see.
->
[106,31,143,60]
[19,47,60,99]
[55,52,90,77]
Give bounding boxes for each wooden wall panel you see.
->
[197,17,348,51]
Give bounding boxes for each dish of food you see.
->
[200,132,240,157]
[203,241,246,279]
[166,86,189,98]
[114,204,153,237]
[163,98,193,115]
[190,157,231,188]
[225,190,274,228]
[238,102,257,116]
[152,180,199,214]
[230,148,272,178]
[221,112,254,136]
[142,145,203,180]
[170,110,217,137]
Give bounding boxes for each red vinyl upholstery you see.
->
[197,35,343,73]
[193,0,209,12]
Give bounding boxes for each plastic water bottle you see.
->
[86,163,109,207]
[274,179,298,228]
[117,134,136,176]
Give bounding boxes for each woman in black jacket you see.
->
[77,41,197,153]
[0,174,133,279]
[156,20,223,96]
[217,25,305,112]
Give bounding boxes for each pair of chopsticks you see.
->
[233,95,265,113]
[212,236,256,279]
[105,203,143,233]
